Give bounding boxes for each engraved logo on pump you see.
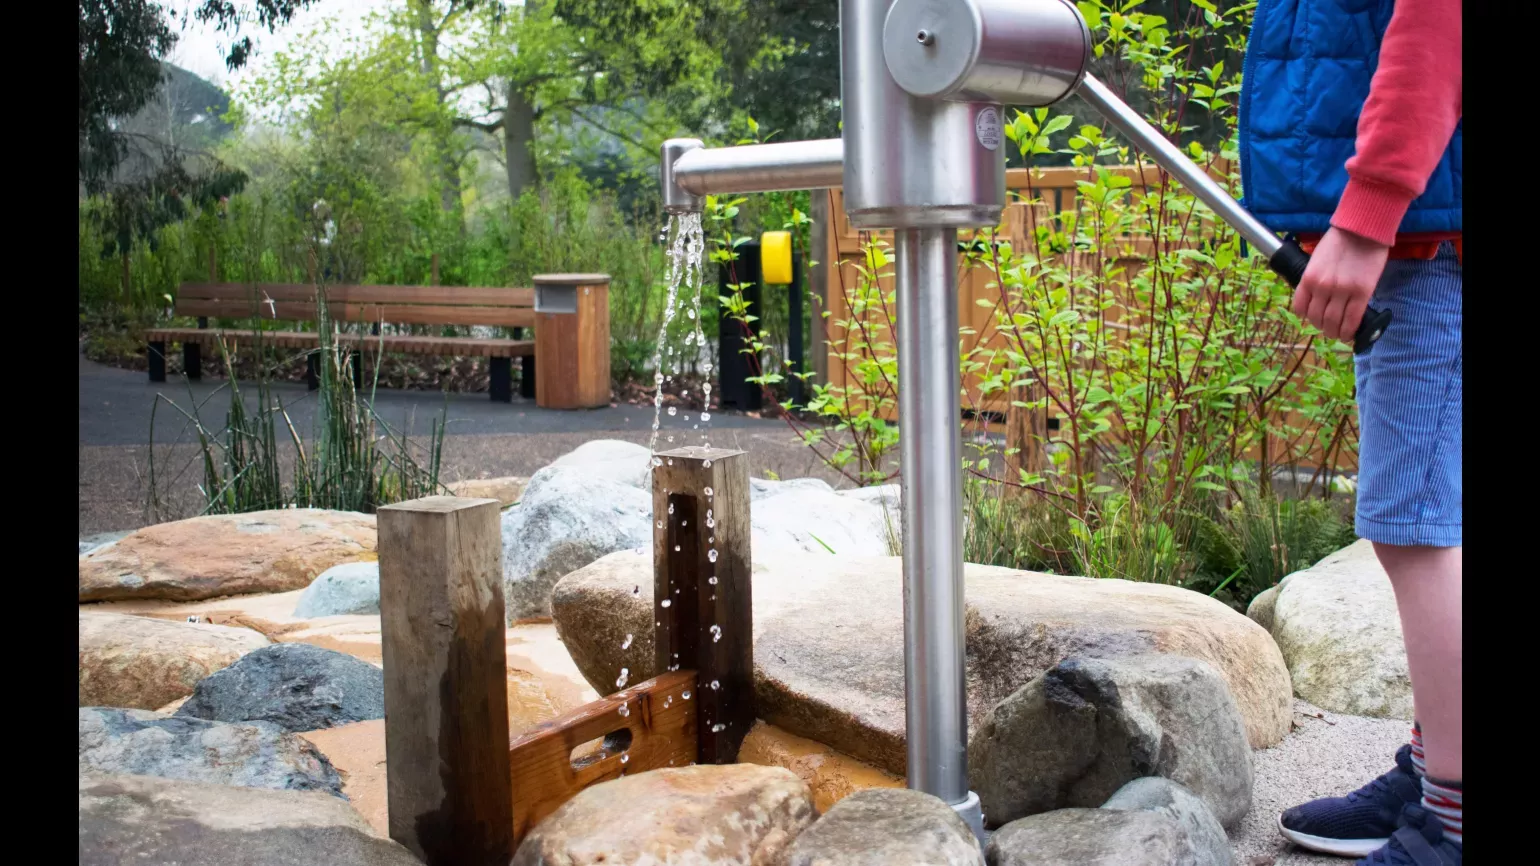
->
[975,107,1002,151]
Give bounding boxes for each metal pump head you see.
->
[660,138,705,214]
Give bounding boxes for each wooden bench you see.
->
[145,282,542,402]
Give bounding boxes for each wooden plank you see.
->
[508,670,698,846]
[144,329,537,358]
[377,496,512,866]
[178,283,535,306]
[651,447,754,764]
[175,299,535,328]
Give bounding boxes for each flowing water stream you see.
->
[647,213,715,454]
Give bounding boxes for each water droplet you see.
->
[706,518,715,528]
[708,576,718,585]
[710,680,720,690]
[712,723,727,732]
[710,624,722,643]
[660,599,672,608]
[616,668,630,688]
[620,753,630,764]
[703,459,712,468]
[652,456,662,467]
[704,487,714,497]
[664,696,673,707]
[621,633,633,650]
[701,412,712,422]
[709,537,715,544]
[667,457,674,464]
[618,703,630,717]
[656,520,664,529]
[682,690,692,699]
[682,520,688,527]
[708,549,719,563]
[673,545,681,552]
[668,502,675,514]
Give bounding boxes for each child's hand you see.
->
[1293,227,1391,341]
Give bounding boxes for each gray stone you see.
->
[552,552,1291,784]
[79,772,422,866]
[1271,540,1412,719]
[969,654,1252,829]
[1102,777,1232,866]
[293,562,381,617]
[751,476,835,500]
[79,707,343,796]
[1246,585,1282,633]
[750,488,896,557]
[500,464,652,621]
[784,788,984,866]
[985,808,1194,866]
[511,764,814,866]
[80,531,131,556]
[549,438,652,488]
[176,642,384,732]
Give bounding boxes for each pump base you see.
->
[951,790,985,843]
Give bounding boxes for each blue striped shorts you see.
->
[1353,241,1462,547]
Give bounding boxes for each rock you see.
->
[1271,540,1411,718]
[552,552,1292,778]
[738,721,905,814]
[783,788,984,866]
[294,562,381,617]
[512,764,815,866]
[79,509,377,602]
[79,707,343,796]
[79,610,270,710]
[751,476,834,500]
[446,475,528,507]
[500,464,652,621]
[549,438,652,487]
[1102,777,1232,866]
[79,772,423,866]
[985,808,1194,866]
[750,489,896,557]
[1246,584,1282,632]
[969,654,1252,829]
[177,642,385,732]
[80,530,131,556]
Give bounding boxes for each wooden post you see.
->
[652,446,753,763]
[378,496,512,866]
[532,273,611,409]
[1003,382,1045,497]
[809,191,832,387]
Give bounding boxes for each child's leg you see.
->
[1376,543,1462,783]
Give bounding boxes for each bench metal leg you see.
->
[306,351,320,391]
[490,357,513,403]
[351,352,363,390]
[183,342,202,381]
[519,355,536,400]
[148,341,167,383]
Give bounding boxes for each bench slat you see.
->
[177,283,535,307]
[144,328,535,358]
[175,299,535,328]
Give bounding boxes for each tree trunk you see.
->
[503,81,538,203]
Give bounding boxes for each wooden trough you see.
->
[376,446,754,864]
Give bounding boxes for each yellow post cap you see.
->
[760,231,793,285]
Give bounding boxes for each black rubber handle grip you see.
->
[1267,237,1391,355]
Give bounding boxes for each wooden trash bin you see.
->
[532,273,611,409]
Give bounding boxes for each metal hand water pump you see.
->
[659,0,1387,837]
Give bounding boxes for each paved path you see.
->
[79,351,786,448]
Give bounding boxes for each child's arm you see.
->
[1331,0,1463,247]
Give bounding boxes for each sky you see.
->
[166,0,392,89]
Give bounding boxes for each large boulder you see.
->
[550,438,653,487]
[968,654,1252,829]
[1271,540,1412,718]
[751,477,834,500]
[984,808,1195,866]
[79,707,342,796]
[446,476,528,507]
[80,509,376,602]
[80,531,131,556]
[501,464,653,621]
[1101,777,1232,866]
[79,610,270,710]
[511,764,815,865]
[79,772,423,866]
[751,489,895,557]
[552,552,1292,779]
[177,642,384,732]
[294,562,381,618]
[782,788,984,866]
[1245,583,1282,632]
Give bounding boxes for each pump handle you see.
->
[1267,237,1391,356]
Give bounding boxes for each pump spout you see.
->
[660,138,845,215]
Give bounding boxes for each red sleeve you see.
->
[1331,0,1463,247]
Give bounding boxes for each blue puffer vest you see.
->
[1238,0,1462,235]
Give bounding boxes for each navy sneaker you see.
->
[1278,744,1424,856]
[1355,803,1461,865]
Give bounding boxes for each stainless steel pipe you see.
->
[894,227,972,812]
[1074,73,1281,258]
[667,139,845,208]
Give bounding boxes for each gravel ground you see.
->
[1232,699,1412,865]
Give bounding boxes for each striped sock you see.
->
[1409,723,1426,778]
[1421,777,1462,846]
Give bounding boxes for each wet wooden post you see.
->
[652,446,754,763]
[378,496,512,866]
